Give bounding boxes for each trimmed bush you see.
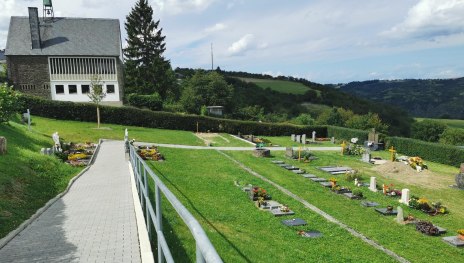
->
[126,93,163,111]
[327,126,369,142]
[385,137,464,167]
[19,95,327,136]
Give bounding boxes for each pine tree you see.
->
[124,0,173,98]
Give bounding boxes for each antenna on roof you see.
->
[43,0,54,20]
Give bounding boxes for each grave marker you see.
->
[302,134,306,144]
[396,206,404,224]
[312,131,316,142]
[296,135,301,143]
[291,134,295,141]
[369,177,378,192]
[399,189,410,205]
[331,137,335,144]
[285,147,293,158]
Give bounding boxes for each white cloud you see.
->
[383,0,464,39]
[204,23,226,33]
[227,34,254,56]
[153,0,216,14]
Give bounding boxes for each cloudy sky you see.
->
[1,0,464,83]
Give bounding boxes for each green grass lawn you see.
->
[31,116,204,145]
[262,135,338,147]
[194,133,253,147]
[147,147,464,262]
[415,118,464,130]
[237,77,314,95]
[0,121,82,238]
[147,148,397,262]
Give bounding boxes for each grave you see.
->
[291,134,295,141]
[292,169,305,174]
[0,136,6,155]
[298,230,323,238]
[375,208,398,216]
[302,134,306,144]
[277,163,289,167]
[331,137,335,144]
[333,188,351,194]
[301,173,317,178]
[395,207,404,224]
[296,135,301,143]
[253,148,270,157]
[284,165,300,170]
[310,177,327,182]
[361,152,371,163]
[344,193,362,200]
[312,131,316,142]
[271,207,295,217]
[258,200,281,210]
[442,236,464,247]
[271,160,285,164]
[281,218,307,226]
[285,147,293,158]
[319,166,354,175]
[320,182,332,188]
[361,201,379,207]
[369,177,378,192]
[399,189,410,205]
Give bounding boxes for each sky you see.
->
[1,0,464,84]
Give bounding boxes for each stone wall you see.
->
[7,55,51,99]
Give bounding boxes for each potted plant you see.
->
[457,229,464,240]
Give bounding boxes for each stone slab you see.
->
[271,160,285,164]
[271,209,295,217]
[282,218,307,226]
[277,163,289,167]
[284,166,300,170]
[343,193,362,199]
[299,231,323,238]
[361,201,379,207]
[333,188,351,194]
[320,182,332,188]
[319,166,353,172]
[375,208,398,215]
[442,236,464,247]
[258,200,282,210]
[309,177,327,182]
[301,174,317,178]
[292,169,305,174]
[436,226,447,235]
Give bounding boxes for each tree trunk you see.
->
[0,136,6,155]
[97,106,100,128]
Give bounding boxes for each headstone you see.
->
[296,135,301,143]
[0,137,6,155]
[281,218,307,226]
[369,177,378,192]
[399,189,410,205]
[396,206,404,224]
[368,128,379,143]
[291,134,295,141]
[302,134,306,144]
[52,132,61,152]
[312,131,316,142]
[362,152,371,163]
[331,137,335,144]
[285,147,293,158]
[253,148,270,157]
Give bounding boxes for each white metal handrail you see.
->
[127,142,223,263]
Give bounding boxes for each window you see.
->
[81,85,90,94]
[106,84,115,94]
[55,85,64,94]
[69,85,77,94]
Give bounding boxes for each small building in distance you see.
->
[0,49,5,72]
[5,7,124,103]
[206,106,224,116]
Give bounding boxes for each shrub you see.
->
[385,136,464,167]
[439,128,464,145]
[126,93,163,111]
[411,120,447,142]
[0,83,22,122]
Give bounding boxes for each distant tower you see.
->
[43,0,54,19]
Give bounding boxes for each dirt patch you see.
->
[195,133,229,146]
[371,161,453,189]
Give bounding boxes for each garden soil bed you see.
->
[371,161,453,189]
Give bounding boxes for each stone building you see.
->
[5,7,124,103]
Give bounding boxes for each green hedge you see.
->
[20,95,327,136]
[327,126,369,142]
[385,137,464,167]
[126,93,163,111]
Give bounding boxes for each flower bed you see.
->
[136,145,164,161]
[55,142,96,167]
[408,196,448,215]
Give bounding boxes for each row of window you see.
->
[55,84,115,95]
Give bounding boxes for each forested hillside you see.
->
[337,78,464,119]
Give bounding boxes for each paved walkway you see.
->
[0,140,141,262]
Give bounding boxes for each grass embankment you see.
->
[147,148,397,263]
[238,77,313,95]
[0,121,82,238]
[416,118,464,130]
[262,135,338,147]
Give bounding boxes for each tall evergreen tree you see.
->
[124,0,174,98]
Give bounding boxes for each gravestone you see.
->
[302,134,306,144]
[296,135,301,143]
[375,208,398,216]
[0,137,6,155]
[285,147,293,158]
[369,177,378,192]
[281,218,307,226]
[368,128,379,144]
[331,137,335,144]
[302,173,317,178]
[442,236,464,247]
[40,148,46,155]
[312,131,316,142]
[253,148,270,157]
[396,206,404,224]
[271,160,285,164]
[456,163,464,189]
[399,189,410,205]
[362,152,371,163]
[291,134,295,141]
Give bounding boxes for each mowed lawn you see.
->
[147,148,464,262]
[237,77,314,95]
[147,148,396,263]
[415,118,464,130]
[262,135,338,147]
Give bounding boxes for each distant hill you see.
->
[336,78,464,119]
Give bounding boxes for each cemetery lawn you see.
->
[147,148,397,263]
[194,133,253,147]
[0,121,82,238]
[237,77,315,95]
[30,116,204,145]
[262,136,338,147]
[148,148,463,262]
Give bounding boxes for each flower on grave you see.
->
[457,229,464,235]
[280,205,290,212]
[329,177,338,183]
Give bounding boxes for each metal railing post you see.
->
[196,243,206,263]
[144,168,150,236]
[155,185,164,263]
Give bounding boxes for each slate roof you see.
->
[5,17,122,56]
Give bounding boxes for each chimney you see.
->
[28,7,41,49]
